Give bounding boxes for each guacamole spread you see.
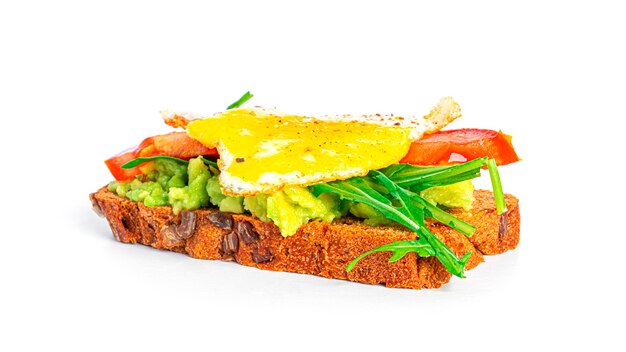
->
[109,157,474,236]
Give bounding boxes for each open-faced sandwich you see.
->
[90,92,520,289]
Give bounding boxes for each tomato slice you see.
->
[105,132,218,181]
[400,129,519,166]
[104,146,144,181]
[137,132,218,159]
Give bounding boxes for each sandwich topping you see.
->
[103,92,519,278]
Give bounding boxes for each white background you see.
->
[1,1,624,351]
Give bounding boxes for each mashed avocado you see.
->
[109,157,474,236]
[108,158,188,207]
[207,175,245,213]
[265,188,347,236]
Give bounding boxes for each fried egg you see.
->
[164,97,461,196]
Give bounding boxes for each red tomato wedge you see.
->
[400,129,519,166]
[136,132,218,159]
[104,146,144,181]
[105,132,218,181]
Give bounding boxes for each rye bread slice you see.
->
[90,188,520,289]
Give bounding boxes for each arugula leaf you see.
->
[227,91,254,110]
[122,155,189,169]
[311,177,419,231]
[311,172,470,278]
[371,171,470,277]
[362,164,477,236]
[382,157,487,191]
[122,155,218,171]
[346,238,434,272]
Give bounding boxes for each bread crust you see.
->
[90,188,520,289]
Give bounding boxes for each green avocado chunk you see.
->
[265,187,345,236]
[168,157,211,214]
[206,175,244,213]
[419,180,475,210]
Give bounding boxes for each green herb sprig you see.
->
[346,239,434,272]
[312,158,507,277]
[121,155,218,170]
[121,155,190,169]
[382,157,487,192]
[311,171,471,278]
[226,91,254,110]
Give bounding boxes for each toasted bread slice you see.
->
[90,189,519,289]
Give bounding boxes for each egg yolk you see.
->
[187,108,412,194]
